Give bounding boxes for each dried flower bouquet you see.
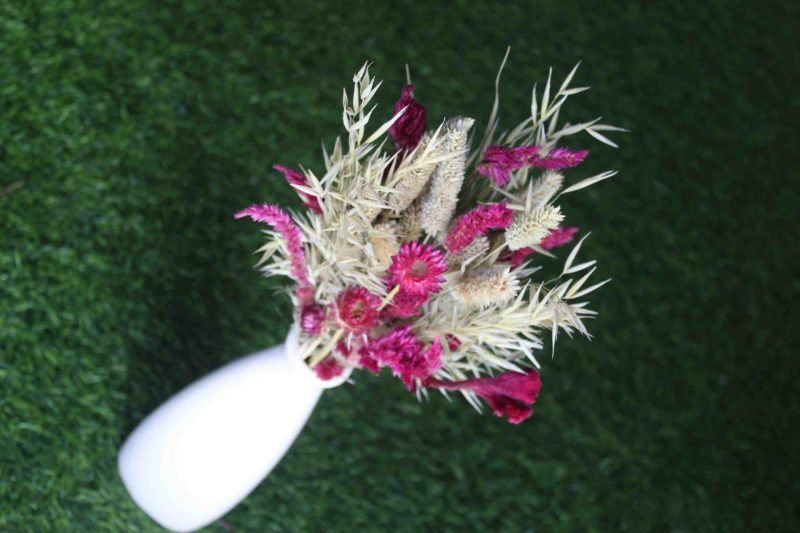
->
[237,55,623,424]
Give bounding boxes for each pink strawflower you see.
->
[299,303,326,336]
[235,203,313,304]
[387,242,447,297]
[445,202,515,254]
[383,290,429,319]
[335,287,381,333]
[427,370,542,424]
[360,326,442,388]
[389,85,427,151]
[314,356,344,381]
[273,164,322,214]
[478,146,589,186]
[539,225,579,251]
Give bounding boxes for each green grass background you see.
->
[2,1,798,531]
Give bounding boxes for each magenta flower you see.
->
[445,202,515,254]
[360,326,442,388]
[314,356,344,381]
[427,370,542,424]
[478,146,589,186]
[235,203,313,305]
[388,85,427,151]
[273,164,322,214]
[299,303,326,336]
[539,226,579,251]
[335,287,381,333]
[383,290,429,319]
[387,242,447,297]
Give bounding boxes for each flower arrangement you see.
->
[237,55,622,424]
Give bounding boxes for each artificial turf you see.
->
[1,1,798,531]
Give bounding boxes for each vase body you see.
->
[118,327,343,532]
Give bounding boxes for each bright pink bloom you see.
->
[539,226,579,251]
[335,287,381,333]
[445,202,514,254]
[273,164,322,214]
[389,85,427,151]
[499,247,534,267]
[299,303,326,336]
[387,242,447,297]
[235,204,313,304]
[427,370,542,424]
[314,356,344,381]
[383,290,429,319]
[478,146,589,186]
[360,326,442,388]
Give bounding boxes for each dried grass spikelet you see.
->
[419,117,475,236]
[369,222,400,268]
[452,266,520,308]
[505,205,564,250]
[527,170,564,211]
[389,132,443,213]
[446,235,490,268]
[397,200,424,243]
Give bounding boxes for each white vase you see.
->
[118,326,350,532]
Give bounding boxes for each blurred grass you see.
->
[1,0,798,531]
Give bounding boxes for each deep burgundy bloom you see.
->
[273,164,322,214]
[478,146,589,186]
[299,303,326,336]
[335,287,381,333]
[445,334,461,352]
[427,370,542,424]
[360,326,442,388]
[388,85,427,151]
[445,202,515,254]
[498,247,534,267]
[539,226,579,251]
[387,242,447,297]
[383,290,429,319]
[314,356,344,381]
[235,203,314,305]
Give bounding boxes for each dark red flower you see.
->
[314,356,344,381]
[335,287,381,333]
[274,164,322,214]
[386,242,447,297]
[360,326,442,389]
[299,303,326,336]
[427,370,542,424]
[478,146,589,186]
[389,85,427,151]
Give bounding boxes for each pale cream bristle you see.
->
[389,133,443,212]
[419,117,474,236]
[369,222,400,268]
[527,170,564,211]
[451,266,520,308]
[396,200,424,243]
[505,205,564,250]
[446,236,490,268]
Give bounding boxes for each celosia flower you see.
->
[539,226,579,251]
[427,370,542,424]
[383,290,429,319]
[478,146,589,186]
[335,287,381,333]
[299,303,326,336]
[360,326,441,388]
[389,85,427,151]
[235,203,313,304]
[445,202,514,254]
[387,242,447,297]
[273,164,322,214]
[314,356,344,381]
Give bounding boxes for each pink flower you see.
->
[445,202,514,254]
[360,326,442,388]
[383,290,429,319]
[478,146,589,186]
[445,334,461,352]
[273,165,322,214]
[389,85,427,151]
[299,303,326,336]
[335,287,381,333]
[387,242,447,297]
[427,370,542,424]
[539,226,579,250]
[235,204,313,304]
[499,247,533,267]
[314,356,344,381]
